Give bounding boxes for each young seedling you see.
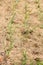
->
[30,61,34,65]
[30,59,43,65]
[38,12,43,22]
[5,0,19,56]
[35,0,39,3]
[5,13,15,56]
[35,0,40,9]
[23,1,30,29]
[22,1,32,38]
[36,60,43,65]
[21,51,27,65]
[35,0,43,22]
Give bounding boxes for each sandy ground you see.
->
[0,0,43,65]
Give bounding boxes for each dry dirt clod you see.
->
[0,52,7,65]
[0,55,3,62]
[34,43,39,47]
[34,58,40,61]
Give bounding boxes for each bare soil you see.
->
[0,0,43,65]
